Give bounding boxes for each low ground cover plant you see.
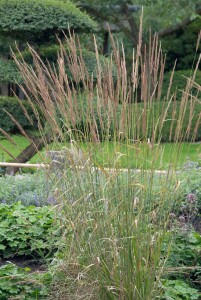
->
[0,202,62,258]
[0,171,55,206]
[161,279,200,300]
[0,262,51,300]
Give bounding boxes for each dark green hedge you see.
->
[1,96,200,142]
[0,45,116,84]
[136,101,201,142]
[162,69,201,100]
[0,96,39,133]
[76,100,201,142]
[0,59,22,83]
[17,44,117,82]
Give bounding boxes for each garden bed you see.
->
[0,166,200,299]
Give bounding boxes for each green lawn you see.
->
[0,135,30,160]
[0,134,200,169]
[84,141,201,169]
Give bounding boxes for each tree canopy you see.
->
[0,0,200,94]
[74,0,201,46]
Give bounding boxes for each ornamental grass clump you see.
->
[5,24,201,299]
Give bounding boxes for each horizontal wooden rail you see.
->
[0,162,169,174]
[0,162,49,168]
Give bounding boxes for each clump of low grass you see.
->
[2,21,200,299]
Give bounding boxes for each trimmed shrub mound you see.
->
[162,69,201,100]
[0,96,39,133]
[0,0,96,41]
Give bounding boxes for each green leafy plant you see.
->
[0,59,22,83]
[0,171,55,206]
[161,279,200,300]
[0,262,51,299]
[166,230,201,269]
[0,202,62,258]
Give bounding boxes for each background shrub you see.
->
[17,44,117,83]
[162,19,201,72]
[0,96,40,133]
[76,99,201,142]
[162,70,201,100]
[0,59,22,83]
[138,100,201,142]
[0,0,96,42]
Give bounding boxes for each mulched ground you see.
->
[0,256,46,272]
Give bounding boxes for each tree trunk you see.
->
[103,31,109,56]
[18,86,25,100]
[0,83,9,96]
[5,134,52,175]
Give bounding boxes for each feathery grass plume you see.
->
[8,25,201,299]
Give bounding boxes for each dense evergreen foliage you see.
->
[17,43,116,82]
[0,0,97,94]
[162,19,201,71]
[162,69,201,99]
[0,59,22,83]
[0,97,39,132]
[0,0,96,42]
